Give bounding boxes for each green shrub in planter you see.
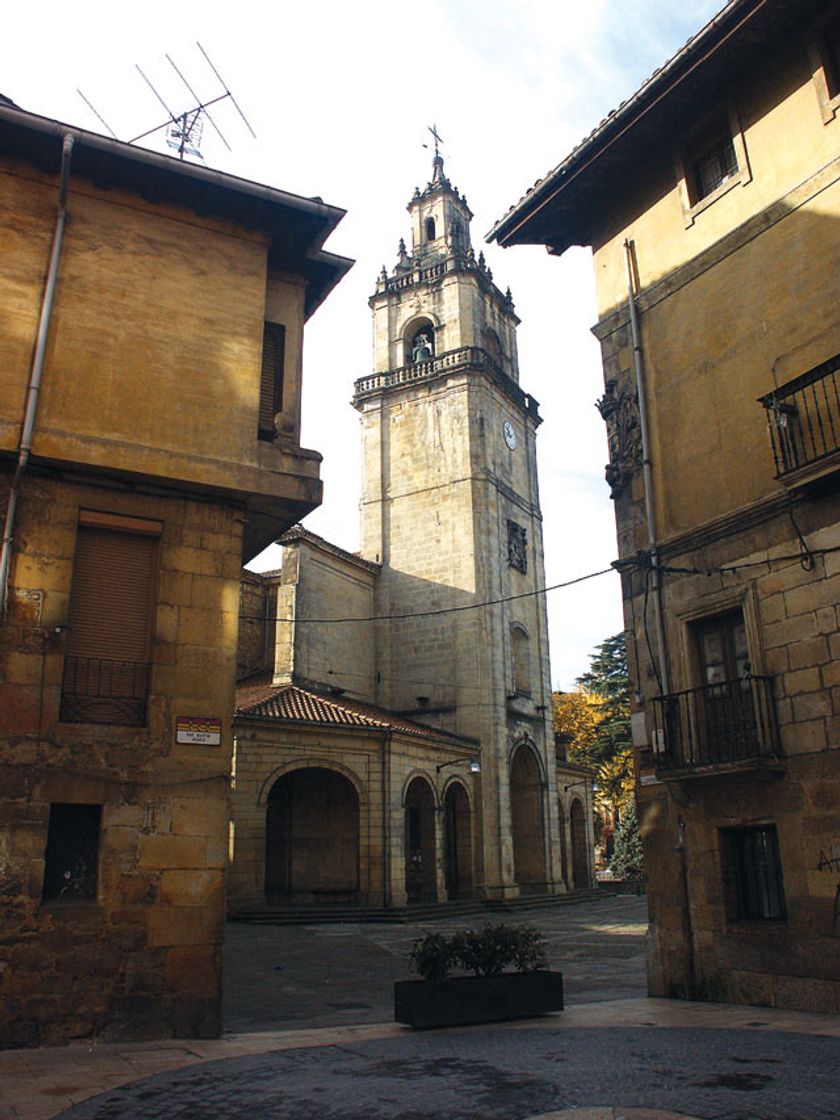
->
[398,923,561,1028]
[409,931,456,982]
[409,923,547,979]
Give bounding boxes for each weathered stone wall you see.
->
[237,571,275,680]
[228,723,480,912]
[0,476,241,1045]
[273,533,378,700]
[586,13,840,1013]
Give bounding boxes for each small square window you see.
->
[42,803,101,902]
[721,824,786,921]
[676,107,750,225]
[692,129,739,202]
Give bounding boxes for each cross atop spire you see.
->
[427,123,443,159]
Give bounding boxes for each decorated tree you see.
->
[609,796,645,880]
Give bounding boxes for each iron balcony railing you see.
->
[651,675,782,774]
[759,352,840,478]
[60,655,149,726]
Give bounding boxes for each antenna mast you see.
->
[78,43,255,163]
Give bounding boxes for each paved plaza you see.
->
[2,896,839,1120]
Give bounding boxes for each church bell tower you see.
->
[352,153,564,900]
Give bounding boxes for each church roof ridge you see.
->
[277,525,381,572]
[234,681,478,746]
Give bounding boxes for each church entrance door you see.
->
[404,777,437,903]
[510,743,547,893]
[570,797,589,889]
[443,782,473,899]
[265,768,359,905]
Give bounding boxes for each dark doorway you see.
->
[405,777,437,903]
[265,768,359,905]
[570,797,590,889]
[557,800,569,889]
[510,743,546,892]
[443,782,473,900]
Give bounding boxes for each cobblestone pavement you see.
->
[50,1024,840,1120]
[5,896,840,1120]
[223,894,649,1032]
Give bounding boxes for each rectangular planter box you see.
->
[394,970,564,1029]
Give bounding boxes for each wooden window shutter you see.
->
[259,322,285,440]
[66,527,157,663]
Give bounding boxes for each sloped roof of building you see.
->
[235,680,477,745]
[0,100,353,319]
[488,0,821,254]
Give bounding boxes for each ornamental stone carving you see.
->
[595,379,642,499]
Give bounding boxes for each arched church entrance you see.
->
[443,782,473,900]
[265,768,359,905]
[557,799,570,889]
[570,797,590,889]
[405,776,437,903]
[510,742,547,893]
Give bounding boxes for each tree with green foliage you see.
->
[567,633,634,813]
[609,796,645,880]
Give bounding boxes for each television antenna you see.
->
[77,43,255,163]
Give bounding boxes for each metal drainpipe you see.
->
[624,239,670,697]
[0,132,75,618]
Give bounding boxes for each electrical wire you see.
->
[239,565,617,624]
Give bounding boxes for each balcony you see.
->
[759,352,840,485]
[353,346,541,423]
[651,676,783,779]
[60,656,149,726]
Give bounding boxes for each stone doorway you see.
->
[443,781,473,899]
[405,776,437,902]
[264,768,359,905]
[510,742,547,892]
[570,797,590,889]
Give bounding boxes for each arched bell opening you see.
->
[407,318,435,364]
[570,797,590,889]
[404,776,437,903]
[264,767,360,906]
[443,781,473,900]
[510,741,547,893]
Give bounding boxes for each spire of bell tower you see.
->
[407,140,474,262]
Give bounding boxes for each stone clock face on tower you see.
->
[503,420,517,449]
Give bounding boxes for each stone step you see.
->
[228,888,612,927]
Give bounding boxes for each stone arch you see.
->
[425,215,436,241]
[264,767,360,905]
[404,315,436,365]
[404,774,437,903]
[557,797,570,889]
[510,623,532,697]
[570,797,590,889]
[442,779,473,900]
[258,757,365,807]
[486,327,503,365]
[509,739,547,893]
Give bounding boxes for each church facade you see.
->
[229,157,595,913]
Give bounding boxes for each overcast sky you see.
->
[3,0,722,689]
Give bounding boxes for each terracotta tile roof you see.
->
[234,681,476,745]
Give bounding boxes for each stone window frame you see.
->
[671,584,763,694]
[718,822,788,923]
[674,103,752,228]
[808,14,840,125]
[507,519,528,574]
[41,802,102,904]
[509,623,532,698]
